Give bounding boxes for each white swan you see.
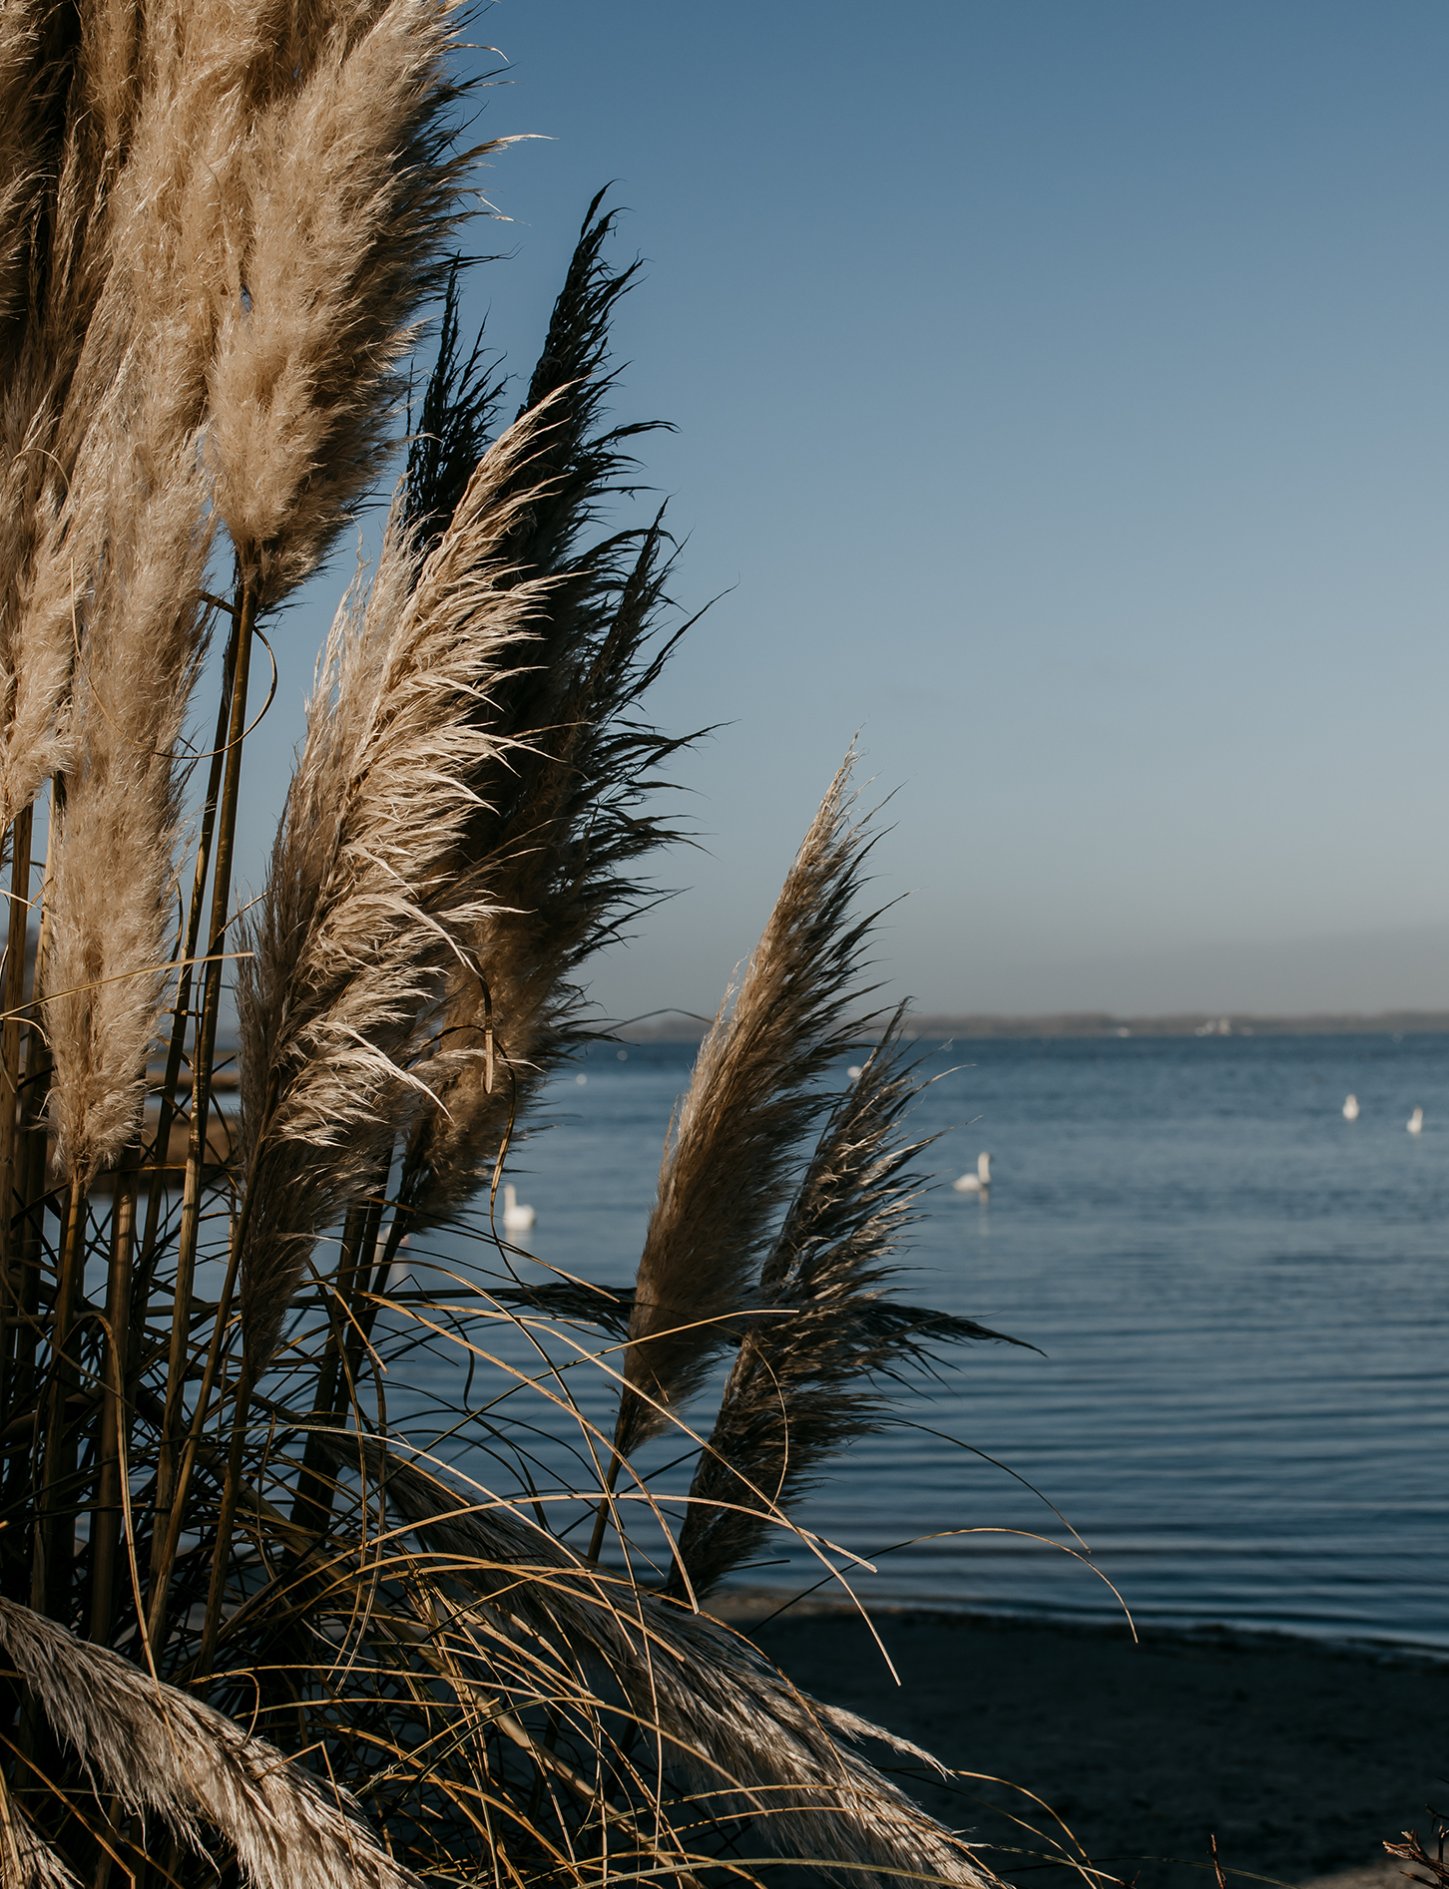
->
[1408,1107,1424,1136]
[502,1183,536,1233]
[1342,1093,1360,1122]
[953,1151,992,1196]
[385,1232,411,1295]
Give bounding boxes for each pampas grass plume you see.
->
[237,407,555,1367]
[208,0,480,597]
[616,755,876,1453]
[0,1596,421,1889]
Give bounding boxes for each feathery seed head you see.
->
[237,405,559,1368]
[207,0,481,599]
[0,1596,422,1889]
[617,754,879,1453]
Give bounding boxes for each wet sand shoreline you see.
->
[735,1604,1443,1889]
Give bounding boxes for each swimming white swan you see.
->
[1407,1107,1424,1136]
[1342,1093,1360,1122]
[953,1151,992,1195]
[502,1183,537,1233]
[385,1232,411,1294]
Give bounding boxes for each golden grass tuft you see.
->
[0,16,1033,1888]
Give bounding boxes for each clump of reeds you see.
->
[0,8,1038,1885]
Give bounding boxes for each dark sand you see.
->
[740,1607,1443,1889]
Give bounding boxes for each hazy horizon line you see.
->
[615,1006,1449,1042]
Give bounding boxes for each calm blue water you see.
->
[395,1034,1449,1652]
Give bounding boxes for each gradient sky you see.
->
[237,2,1449,1019]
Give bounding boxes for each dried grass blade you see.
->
[327,1437,998,1889]
[0,1764,81,1889]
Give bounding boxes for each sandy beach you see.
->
[742,1607,1443,1889]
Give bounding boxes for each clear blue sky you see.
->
[239,2,1449,1019]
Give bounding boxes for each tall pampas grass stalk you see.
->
[0,12,1041,1887]
[607,756,878,1473]
[671,1012,1031,1598]
[235,405,557,1375]
[392,193,691,1241]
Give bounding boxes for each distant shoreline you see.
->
[618,1009,1449,1043]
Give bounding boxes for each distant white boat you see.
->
[1342,1094,1360,1122]
[1408,1107,1424,1136]
[502,1183,537,1233]
[953,1151,991,1196]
